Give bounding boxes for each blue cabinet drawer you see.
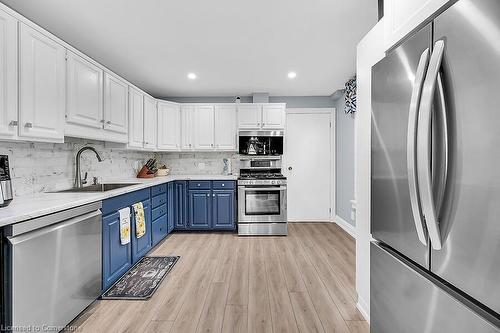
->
[152,193,167,208]
[188,180,211,190]
[212,180,235,190]
[152,204,167,221]
[151,183,167,197]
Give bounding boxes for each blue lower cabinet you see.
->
[131,198,152,264]
[152,216,167,246]
[174,181,188,230]
[213,190,236,230]
[102,211,132,291]
[188,190,212,229]
[168,182,175,233]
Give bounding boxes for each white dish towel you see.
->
[119,207,131,245]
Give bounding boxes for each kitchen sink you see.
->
[54,183,140,193]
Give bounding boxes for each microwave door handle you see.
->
[417,40,445,250]
[407,48,430,246]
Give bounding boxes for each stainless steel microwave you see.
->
[238,130,284,155]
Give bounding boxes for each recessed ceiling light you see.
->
[187,73,197,80]
[288,72,297,79]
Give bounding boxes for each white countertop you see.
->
[0,174,238,228]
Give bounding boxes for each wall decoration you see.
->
[344,76,357,114]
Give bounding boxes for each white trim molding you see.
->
[334,215,356,239]
[357,297,370,323]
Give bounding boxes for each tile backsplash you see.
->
[0,138,237,197]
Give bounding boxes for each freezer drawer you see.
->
[6,203,102,330]
[371,242,500,333]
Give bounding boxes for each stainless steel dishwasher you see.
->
[3,202,102,331]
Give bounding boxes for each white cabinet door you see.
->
[66,51,103,129]
[181,105,194,150]
[384,0,451,50]
[157,101,181,151]
[104,73,128,135]
[194,105,215,150]
[128,87,144,148]
[143,95,157,149]
[238,104,262,129]
[214,105,237,150]
[0,9,17,140]
[262,104,285,129]
[18,23,65,142]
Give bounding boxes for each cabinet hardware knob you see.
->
[213,194,215,197]
[222,184,225,187]
[9,120,18,126]
[25,122,33,128]
[207,194,210,197]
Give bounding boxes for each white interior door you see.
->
[285,110,333,222]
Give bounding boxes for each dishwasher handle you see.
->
[8,210,102,245]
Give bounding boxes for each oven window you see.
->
[245,190,281,215]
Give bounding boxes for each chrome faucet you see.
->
[75,146,103,188]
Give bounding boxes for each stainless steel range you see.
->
[237,156,287,236]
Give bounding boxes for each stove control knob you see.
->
[271,181,276,184]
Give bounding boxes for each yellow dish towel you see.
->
[132,202,146,239]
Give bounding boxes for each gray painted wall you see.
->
[334,92,355,226]
[165,96,335,108]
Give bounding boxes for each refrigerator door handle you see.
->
[417,40,445,250]
[433,72,449,214]
[407,48,430,246]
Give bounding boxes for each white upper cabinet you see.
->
[262,104,285,129]
[104,73,128,140]
[238,104,262,129]
[384,0,452,50]
[143,95,157,149]
[0,9,17,140]
[237,103,285,130]
[194,105,215,150]
[128,87,144,149]
[181,105,195,150]
[214,105,237,150]
[65,51,103,133]
[157,101,181,151]
[18,23,65,142]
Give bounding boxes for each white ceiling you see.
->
[1,0,377,97]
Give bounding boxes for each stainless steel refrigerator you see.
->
[371,0,500,331]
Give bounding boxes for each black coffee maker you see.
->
[0,155,13,207]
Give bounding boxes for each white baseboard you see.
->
[333,215,356,239]
[357,297,370,323]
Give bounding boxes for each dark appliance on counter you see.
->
[238,130,283,155]
[0,155,13,207]
[371,0,500,331]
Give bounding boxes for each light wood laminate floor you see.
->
[71,223,369,333]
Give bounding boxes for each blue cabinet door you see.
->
[213,190,236,230]
[167,182,175,233]
[188,190,212,229]
[102,211,132,290]
[131,198,152,264]
[174,181,188,230]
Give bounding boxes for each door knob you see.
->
[288,166,292,171]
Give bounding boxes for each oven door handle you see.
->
[241,186,287,191]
